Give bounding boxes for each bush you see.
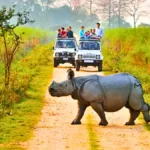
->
[0,26,54,116]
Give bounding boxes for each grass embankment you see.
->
[0,27,54,149]
[103,27,150,130]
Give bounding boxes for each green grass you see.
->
[15,26,55,42]
[0,44,53,149]
[87,115,103,150]
[0,146,26,150]
[145,124,150,131]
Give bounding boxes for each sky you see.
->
[126,0,150,26]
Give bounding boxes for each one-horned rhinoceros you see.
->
[49,69,150,126]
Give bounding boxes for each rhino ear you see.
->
[51,81,57,85]
[67,69,75,80]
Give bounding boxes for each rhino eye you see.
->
[64,84,68,87]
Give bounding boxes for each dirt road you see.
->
[25,65,150,150]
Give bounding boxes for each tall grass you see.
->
[14,27,55,57]
[0,27,54,115]
[0,44,54,149]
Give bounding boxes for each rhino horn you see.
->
[67,69,75,80]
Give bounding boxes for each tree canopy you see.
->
[0,0,99,30]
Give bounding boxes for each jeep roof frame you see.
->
[79,39,100,42]
[57,38,76,40]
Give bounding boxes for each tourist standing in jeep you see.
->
[79,26,85,39]
[67,26,74,38]
[96,23,104,39]
[61,27,66,38]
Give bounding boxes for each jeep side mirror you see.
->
[74,48,76,51]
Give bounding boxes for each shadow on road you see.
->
[79,69,98,73]
[56,64,112,75]
[57,65,74,69]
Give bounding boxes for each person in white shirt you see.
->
[95,23,104,38]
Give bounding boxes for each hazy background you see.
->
[0,0,150,30]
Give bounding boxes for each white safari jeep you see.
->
[75,39,103,71]
[53,38,77,67]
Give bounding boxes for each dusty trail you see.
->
[25,65,150,150]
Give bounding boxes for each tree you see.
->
[65,0,74,8]
[46,5,98,30]
[0,6,33,115]
[40,0,56,9]
[112,0,129,27]
[124,0,147,28]
[95,0,113,28]
[138,23,150,28]
[86,0,93,16]
[0,0,98,29]
[81,0,99,23]
[104,15,131,28]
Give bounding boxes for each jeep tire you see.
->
[98,60,102,72]
[54,59,58,68]
[76,61,80,71]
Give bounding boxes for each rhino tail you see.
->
[141,102,150,123]
[148,104,150,112]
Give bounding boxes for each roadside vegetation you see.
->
[0,31,54,149]
[0,7,54,148]
[103,27,150,130]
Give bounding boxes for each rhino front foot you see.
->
[71,120,81,125]
[125,122,135,126]
[99,121,108,126]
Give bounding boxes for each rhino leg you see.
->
[71,102,87,125]
[125,109,140,125]
[90,102,108,126]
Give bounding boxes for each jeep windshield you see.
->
[78,41,100,50]
[56,40,76,48]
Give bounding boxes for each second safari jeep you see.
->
[75,39,103,72]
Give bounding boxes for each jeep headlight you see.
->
[96,55,100,59]
[55,53,59,57]
[78,55,82,59]
[72,53,76,57]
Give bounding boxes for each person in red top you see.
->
[61,27,66,38]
